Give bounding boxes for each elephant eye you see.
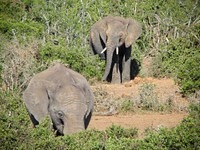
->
[57,111,64,119]
[119,32,124,37]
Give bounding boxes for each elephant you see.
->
[23,63,94,135]
[90,15,142,83]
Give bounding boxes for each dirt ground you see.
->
[89,113,187,138]
[88,77,189,138]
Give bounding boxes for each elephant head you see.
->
[90,16,142,82]
[23,63,94,135]
[47,81,92,135]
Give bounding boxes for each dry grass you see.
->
[92,81,190,114]
[1,40,40,92]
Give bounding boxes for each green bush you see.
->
[0,91,29,149]
[141,105,200,150]
[0,90,199,150]
[1,0,199,94]
[152,29,200,94]
[148,2,200,95]
[120,99,135,112]
[106,124,138,139]
[0,0,200,148]
[138,83,162,111]
[39,42,105,80]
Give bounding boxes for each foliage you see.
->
[120,99,135,112]
[152,26,200,94]
[119,83,175,113]
[0,90,199,149]
[146,0,200,94]
[0,40,42,92]
[0,0,199,94]
[0,91,30,149]
[141,104,200,150]
[0,0,199,149]
[39,42,105,80]
[106,124,138,139]
[0,1,44,39]
[138,83,160,111]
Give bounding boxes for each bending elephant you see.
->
[23,63,94,135]
[90,15,142,83]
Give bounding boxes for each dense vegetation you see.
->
[0,0,199,149]
[1,91,199,149]
[0,0,199,94]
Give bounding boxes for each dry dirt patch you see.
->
[88,113,187,138]
[89,77,189,137]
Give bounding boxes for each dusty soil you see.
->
[89,113,187,138]
[88,77,189,138]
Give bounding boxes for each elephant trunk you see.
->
[102,40,117,81]
[63,119,85,135]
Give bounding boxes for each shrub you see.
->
[0,0,199,148]
[120,99,135,112]
[0,90,199,150]
[138,83,162,111]
[0,40,41,92]
[1,0,199,95]
[141,104,200,150]
[39,42,105,80]
[0,91,30,149]
[153,33,200,95]
[106,124,138,139]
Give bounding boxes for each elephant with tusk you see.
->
[23,63,94,135]
[90,15,142,83]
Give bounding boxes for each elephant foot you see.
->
[121,77,130,84]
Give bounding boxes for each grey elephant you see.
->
[23,63,94,135]
[90,15,142,83]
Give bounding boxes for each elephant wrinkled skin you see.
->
[90,15,142,83]
[23,63,94,135]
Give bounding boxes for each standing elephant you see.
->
[90,15,142,83]
[23,63,94,135]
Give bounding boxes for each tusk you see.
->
[116,47,119,55]
[101,47,107,54]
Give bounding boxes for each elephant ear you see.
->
[98,28,107,44]
[23,79,50,123]
[125,18,142,48]
[90,20,107,54]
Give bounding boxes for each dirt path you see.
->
[89,113,187,138]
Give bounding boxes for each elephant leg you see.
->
[106,58,120,83]
[122,57,131,82]
[121,46,132,83]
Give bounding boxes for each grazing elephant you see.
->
[90,15,142,83]
[23,63,94,135]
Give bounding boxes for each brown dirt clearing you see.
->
[89,113,187,138]
[89,77,189,138]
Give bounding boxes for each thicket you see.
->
[0,0,199,149]
[1,90,199,149]
[0,0,199,94]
